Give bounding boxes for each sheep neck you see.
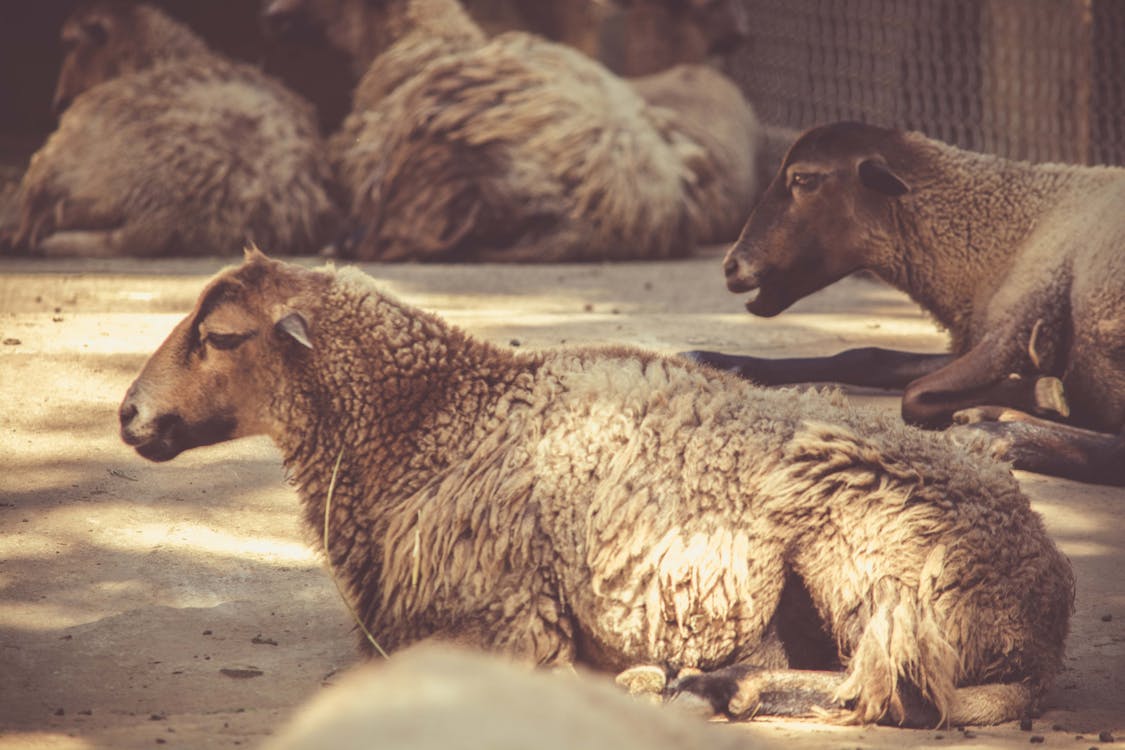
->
[270,290,537,647]
[282,316,526,491]
[877,139,1072,351]
[122,6,212,74]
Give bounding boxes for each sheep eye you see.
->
[205,332,254,351]
[790,172,823,191]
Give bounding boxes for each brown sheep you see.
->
[10,1,340,258]
[686,121,1125,485]
[120,249,1074,727]
[262,0,762,261]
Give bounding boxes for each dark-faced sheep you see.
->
[262,0,762,261]
[10,1,339,258]
[687,121,1125,485]
[120,250,1073,727]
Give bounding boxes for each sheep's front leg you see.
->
[37,229,125,258]
[952,407,1125,485]
[901,336,1068,428]
[681,347,954,389]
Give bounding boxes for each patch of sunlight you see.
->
[6,313,182,355]
[0,533,61,560]
[400,291,602,315]
[118,290,156,301]
[1055,539,1118,558]
[442,310,627,328]
[91,579,149,597]
[94,522,316,565]
[0,518,311,565]
[0,732,91,750]
[0,601,106,630]
[1031,499,1110,536]
[783,311,941,339]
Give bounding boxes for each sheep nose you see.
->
[722,251,762,293]
[119,401,138,430]
[723,256,740,278]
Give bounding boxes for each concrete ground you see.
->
[1,251,1122,749]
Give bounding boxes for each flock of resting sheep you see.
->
[8,0,1125,743]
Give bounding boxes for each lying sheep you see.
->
[262,0,761,261]
[120,249,1074,727]
[10,1,339,257]
[687,121,1125,485]
[263,644,770,750]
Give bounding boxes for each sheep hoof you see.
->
[615,665,667,696]
[1034,376,1069,419]
[666,665,762,720]
[952,406,1009,424]
[947,420,1015,460]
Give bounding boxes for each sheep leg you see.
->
[951,407,1125,485]
[37,229,125,258]
[681,347,955,389]
[900,337,1070,428]
[670,667,1036,727]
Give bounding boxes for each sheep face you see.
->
[722,121,909,317]
[262,0,399,67]
[120,250,317,461]
[53,2,132,114]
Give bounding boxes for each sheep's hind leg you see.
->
[668,666,1035,727]
[952,407,1125,485]
[680,347,955,389]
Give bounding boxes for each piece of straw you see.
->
[324,447,390,659]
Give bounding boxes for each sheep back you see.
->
[630,63,762,243]
[331,32,695,262]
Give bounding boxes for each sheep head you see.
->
[261,0,409,76]
[120,248,322,462]
[262,0,483,78]
[53,2,209,115]
[722,121,910,317]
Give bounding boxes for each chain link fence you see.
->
[721,0,1125,165]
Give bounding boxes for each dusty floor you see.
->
[1,251,1122,749]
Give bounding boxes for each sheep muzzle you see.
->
[120,401,237,463]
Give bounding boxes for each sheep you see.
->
[262,644,771,750]
[9,1,340,258]
[686,121,1125,485]
[262,0,762,261]
[119,249,1074,728]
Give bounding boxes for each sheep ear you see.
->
[276,311,313,349]
[858,159,910,196]
[81,18,110,47]
[244,243,269,263]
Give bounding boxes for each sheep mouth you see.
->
[735,273,794,318]
[124,413,238,463]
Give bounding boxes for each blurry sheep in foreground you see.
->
[262,645,768,750]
